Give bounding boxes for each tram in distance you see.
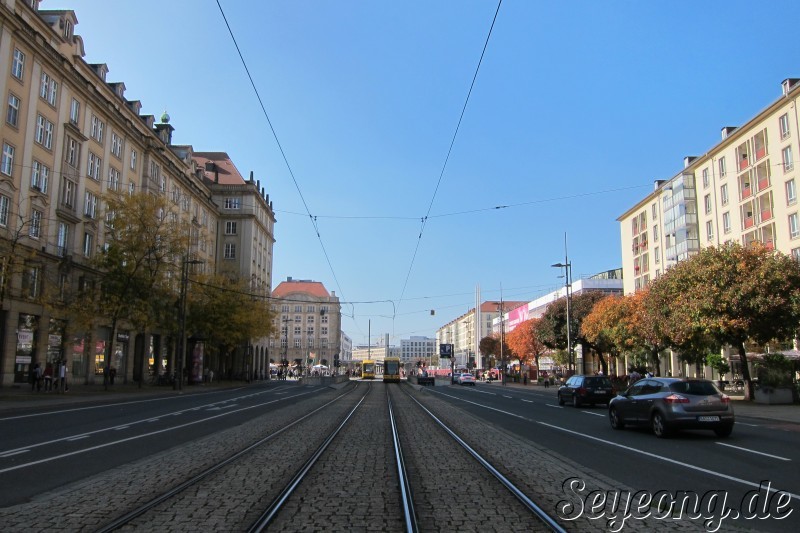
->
[361,360,375,379]
[383,357,401,383]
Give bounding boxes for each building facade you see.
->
[270,278,341,370]
[400,336,436,367]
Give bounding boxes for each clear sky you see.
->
[56,0,799,346]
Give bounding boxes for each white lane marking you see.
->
[735,422,760,427]
[67,435,89,442]
[0,389,319,474]
[473,390,496,395]
[502,395,513,399]
[546,404,563,408]
[114,426,129,431]
[0,450,29,458]
[145,418,160,423]
[716,442,791,461]
[581,411,604,417]
[521,399,534,403]
[537,421,800,502]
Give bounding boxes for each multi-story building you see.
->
[270,278,341,369]
[400,336,436,367]
[618,77,800,374]
[192,152,276,378]
[340,331,352,365]
[0,1,273,387]
[436,301,526,369]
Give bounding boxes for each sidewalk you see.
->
[0,380,260,415]
[484,379,800,424]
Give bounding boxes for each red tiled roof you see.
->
[272,280,330,298]
[193,152,247,186]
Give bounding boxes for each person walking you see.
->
[31,363,42,392]
[43,363,54,392]
[58,361,67,393]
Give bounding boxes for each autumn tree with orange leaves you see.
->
[581,294,633,375]
[505,318,548,376]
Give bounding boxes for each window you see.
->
[780,113,790,140]
[29,209,42,238]
[65,137,79,167]
[321,327,328,336]
[225,221,237,235]
[651,203,657,219]
[83,232,93,257]
[0,194,9,226]
[69,98,80,124]
[11,49,25,80]
[718,157,727,178]
[24,265,40,298]
[224,243,236,259]
[34,115,53,149]
[294,339,301,348]
[782,146,794,172]
[84,191,97,218]
[108,167,120,191]
[293,326,301,336]
[61,177,75,208]
[130,150,137,170]
[6,93,20,126]
[31,160,49,193]
[1,143,14,176]
[704,194,712,214]
[719,183,728,206]
[87,152,101,180]
[307,326,314,336]
[307,305,315,312]
[702,168,709,188]
[791,213,800,239]
[224,197,240,209]
[706,221,713,241]
[39,71,57,106]
[722,212,731,234]
[793,248,800,262]
[90,115,104,143]
[654,246,660,264]
[56,222,70,256]
[63,19,72,40]
[295,306,302,313]
[652,224,658,240]
[111,132,122,158]
[307,315,315,324]
[787,180,797,205]
[128,182,135,195]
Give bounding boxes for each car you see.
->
[457,373,476,386]
[557,375,615,407]
[608,377,735,438]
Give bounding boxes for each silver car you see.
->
[608,378,735,438]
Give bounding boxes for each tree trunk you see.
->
[105,318,118,391]
[738,341,754,400]
[650,347,662,376]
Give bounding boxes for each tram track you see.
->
[94,382,366,532]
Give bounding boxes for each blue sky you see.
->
[57,0,799,345]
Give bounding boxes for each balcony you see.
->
[739,155,749,172]
[741,185,752,199]
[756,146,766,160]
[758,176,770,191]
[744,217,755,229]
[761,209,773,222]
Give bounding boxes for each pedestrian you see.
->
[544,377,550,389]
[43,363,54,392]
[203,367,209,384]
[59,362,67,393]
[109,367,117,385]
[32,363,42,392]
[208,369,214,384]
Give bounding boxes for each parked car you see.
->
[608,378,734,438]
[558,375,615,407]
[457,373,476,386]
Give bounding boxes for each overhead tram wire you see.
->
[396,0,503,309]
[214,0,349,311]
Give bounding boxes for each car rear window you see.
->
[669,381,719,395]
[585,377,612,387]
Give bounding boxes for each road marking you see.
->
[546,404,563,409]
[0,450,29,458]
[473,390,495,395]
[580,411,604,417]
[716,442,791,461]
[145,418,160,422]
[114,426,129,430]
[521,399,534,403]
[67,435,89,441]
[537,420,800,502]
[502,395,513,399]
[735,422,760,427]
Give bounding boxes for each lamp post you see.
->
[551,259,573,374]
[176,257,203,391]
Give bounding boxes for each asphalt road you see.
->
[0,382,325,507]
[432,382,800,533]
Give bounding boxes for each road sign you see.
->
[439,343,453,358]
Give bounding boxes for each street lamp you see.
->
[551,260,573,374]
[176,257,203,391]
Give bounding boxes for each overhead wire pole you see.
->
[396,0,503,311]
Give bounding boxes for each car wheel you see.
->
[714,425,733,438]
[558,394,565,406]
[572,394,581,408]
[652,412,671,438]
[609,407,625,430]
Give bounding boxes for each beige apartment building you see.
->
[618,78,800,374]
[0,1,273,386]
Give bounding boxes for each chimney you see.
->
[287,276,293,282]
[721,126,737,139]
[683,156,697,168]
[654,179,665,191]
[782,78,800,97]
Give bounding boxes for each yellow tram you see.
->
[383,357,401,383]
[361,360,375,379]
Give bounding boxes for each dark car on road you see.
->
[608,377,734,438]
[557,375,615,407]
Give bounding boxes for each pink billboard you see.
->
[505,305,529,332]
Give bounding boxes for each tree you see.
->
[706,353,730,380]
[65,192,185,389]
[505,318,547,377]
[648,242,800,399]
[581,294,629,375]
[537,291,608,373]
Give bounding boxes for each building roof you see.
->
[193,152,247,186]
[481,301,527,313]
[272,279,331,298]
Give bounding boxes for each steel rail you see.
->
[405,389,566,533]
[246,382,372,532]
[95,383,359,533]
[388,387,419,533]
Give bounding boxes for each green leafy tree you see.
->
[537,291,608,373]
[648,242,800,399]
[581,294,629,375]
[706,353,730,380]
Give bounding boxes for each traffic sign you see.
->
[439,343,453,358]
